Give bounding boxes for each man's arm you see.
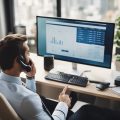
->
[52,86,71,120]
[25,59,36,92]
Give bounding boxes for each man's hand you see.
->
[58,86,71,107]
[25,58,36,77]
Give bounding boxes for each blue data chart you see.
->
[50,37,63,45]
[77,27,105,46]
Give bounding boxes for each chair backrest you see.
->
[0,93,21,120]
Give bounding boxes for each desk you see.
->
[21,53,120,101]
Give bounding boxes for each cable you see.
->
[109,85,119,88]
[80,70,91,77]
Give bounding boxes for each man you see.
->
[0,34,71,120]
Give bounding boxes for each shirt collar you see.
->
[0,71,22,85]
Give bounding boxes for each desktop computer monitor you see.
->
[36,16,115,69]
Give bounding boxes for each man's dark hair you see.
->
[0,34,27,70]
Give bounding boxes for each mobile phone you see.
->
[17,55,32,72]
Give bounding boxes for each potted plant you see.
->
[114,16,120,71]
[115,16,120,55]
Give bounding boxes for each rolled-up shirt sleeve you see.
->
[26,78,36,92]
[52,102,68,120]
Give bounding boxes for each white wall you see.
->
[0,0,6,39]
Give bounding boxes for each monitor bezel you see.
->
[36,16,115,69]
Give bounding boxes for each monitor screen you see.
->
[36,16,115,68]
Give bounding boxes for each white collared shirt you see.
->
[0,71,68,120]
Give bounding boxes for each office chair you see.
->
[0,92,21,120]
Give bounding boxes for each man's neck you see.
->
[4,69,20,77]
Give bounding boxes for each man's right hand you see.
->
[58,86,71,107]
[25,58,36,78]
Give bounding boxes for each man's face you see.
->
[23,42,30,64]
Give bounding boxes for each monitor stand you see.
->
[72,62,77,71]
[71,62,81,75]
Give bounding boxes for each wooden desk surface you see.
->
[21,53,120,101]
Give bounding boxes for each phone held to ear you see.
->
[17,55,32,72]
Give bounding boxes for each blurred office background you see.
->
[0,0,120,52]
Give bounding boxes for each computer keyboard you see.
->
[45,72,88,87]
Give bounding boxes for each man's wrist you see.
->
[26,75,35,80]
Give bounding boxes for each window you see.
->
[14,0,56,52]
[14,0,120,52]
[61,0,120,22]
[14,0,56,25]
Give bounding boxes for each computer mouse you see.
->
[96,83,110,91]
[114,76,120,86]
